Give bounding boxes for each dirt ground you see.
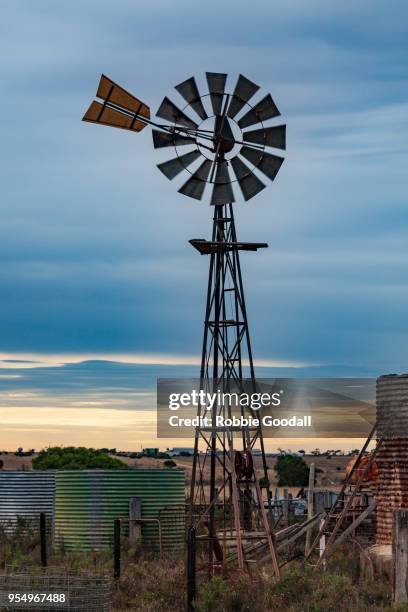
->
[0,452,351,494]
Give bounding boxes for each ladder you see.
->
[227,447,281,580]
[305,423,381,569]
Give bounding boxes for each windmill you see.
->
[83,72,286,577]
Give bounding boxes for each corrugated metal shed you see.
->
[0,471,55,530]
[54,469,185,551]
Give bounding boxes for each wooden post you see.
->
[319,517,326,571]
[305,463,315,555]
[393,509,408,604]
[187,527,196,612]
[283,489,289,525]
[114,519,121,579]
[129,497,142,542]
[40,512,47,568]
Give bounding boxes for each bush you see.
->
[196,574,260,612]
[163,459,176,468]
[32,447,128,470]
[258,476,270,488]
[274,454,309,486]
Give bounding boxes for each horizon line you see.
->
[0,352,310,370]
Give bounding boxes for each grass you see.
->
[0,523,396,611]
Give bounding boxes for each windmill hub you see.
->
[195,115,242,161]
[213,115,235,153]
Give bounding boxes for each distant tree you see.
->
[259,476,270,488]
[274,454,309,486]
[325,449,342,457]
[0,459,3,470]
[310,448,321,456]
[32,447,128,470]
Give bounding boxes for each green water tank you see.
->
[54,469,185,551]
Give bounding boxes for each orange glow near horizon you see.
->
[0,405,366,454]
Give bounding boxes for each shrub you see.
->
[163,459,176,468]
[274,454,309,486]
[32,447,128,470]
[258,476,270,488]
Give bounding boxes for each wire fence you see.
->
[0,572,112,611]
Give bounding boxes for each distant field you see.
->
[0,452,350,494]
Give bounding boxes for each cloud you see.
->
[0,359,380,450]
[0,0,407,372]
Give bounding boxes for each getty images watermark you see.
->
[167,389,311,429]
[157,380,319,437]
[157,378,376,439]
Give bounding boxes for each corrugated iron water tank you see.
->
[376,374,408,545]
[54,469,185,551]
[0,471,55,530]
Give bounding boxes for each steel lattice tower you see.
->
[82,71,286,577]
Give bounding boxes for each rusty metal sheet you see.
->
[82,101,146,132]
[96,74,150,118]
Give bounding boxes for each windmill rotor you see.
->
[82,72,286,205]
[153,72,286,205]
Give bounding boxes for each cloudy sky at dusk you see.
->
[0,1,407,450]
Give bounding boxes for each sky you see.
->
[0,1,407,450]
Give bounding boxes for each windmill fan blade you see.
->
[227,74,260,119]
[238,94,280,129]
[156,97,198,129]
[96,75,150,119]
[230,156,266,201]
[243,125,286,150]
[82,101,146,132]
[175,77,208,121]
[206,72,227,115]
[157,150,201,180]
[179,159,212,200]
[152,130,196,149]
[210,161,235,206]
[240,146,284,181]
